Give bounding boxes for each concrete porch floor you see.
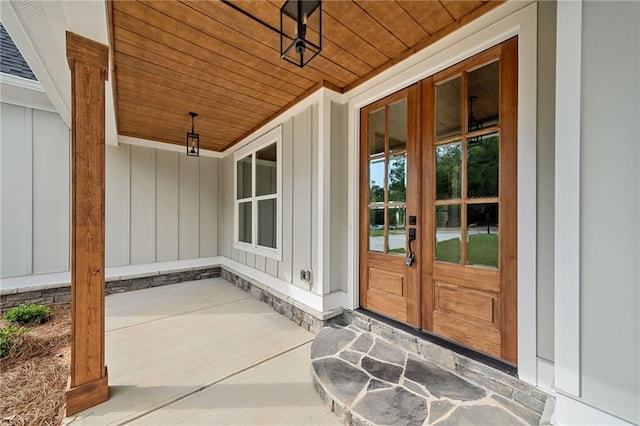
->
[64,278,341,425]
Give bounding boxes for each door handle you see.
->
[406,228,416,266]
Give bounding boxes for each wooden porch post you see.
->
[65,31,110,416]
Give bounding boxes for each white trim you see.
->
[233,126,282,160]
[118,135,223,158]
[316,92,329,295]
[315,88,343,296]
[224,89,330,157]
[0,73,57,113]
[233,127,283,261]
[554,0,582,397]
[25,107,34,275]
[554,394,636,426]
[515,5,539,386]
[537,358,556,394]
[344,1,535,105]
[345,1,538,384]
[0,73,45,92]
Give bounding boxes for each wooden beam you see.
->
[65,31,110,416]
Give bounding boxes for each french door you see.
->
[359,86,421,326]
[359,38,518,364]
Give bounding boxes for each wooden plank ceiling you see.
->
[109,0,502,152]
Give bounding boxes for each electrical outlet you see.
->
[300,269,311,282]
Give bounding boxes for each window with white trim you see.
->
[234,127,282,260]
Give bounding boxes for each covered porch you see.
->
[65,276,544,425]
[1,0,638,424]
[65,277,339,425]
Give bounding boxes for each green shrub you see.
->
[0,324,27,358]
[3,303,51,325]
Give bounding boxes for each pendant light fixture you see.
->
[280,0,322,68]
[186,112,199,157]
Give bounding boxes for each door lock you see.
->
[405,253,415,266]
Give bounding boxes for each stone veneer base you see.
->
[0,266,343,336]
[220,269,343,334]
[0,267,222,312]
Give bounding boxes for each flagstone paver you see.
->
[405,354,486,401]
[434,405,525,426]
[361,356,404,383]
[353,387,428,426]
[351,333,374,353]
[312,357,370,405]
[369,339,405,365]
[340,349,364,365]
[311,325,542,426]
[311,327,357,358]
[427,400,455,424]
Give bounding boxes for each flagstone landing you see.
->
[311,326,546,426]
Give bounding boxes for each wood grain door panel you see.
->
[434,283,498,325]
[433,310,502,356]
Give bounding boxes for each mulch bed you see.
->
[0,305,70,426]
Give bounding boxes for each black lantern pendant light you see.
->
[186,112,199,157]
[280,0,322,68]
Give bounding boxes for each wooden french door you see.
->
[360,38,518,364]
[359,86,421,327]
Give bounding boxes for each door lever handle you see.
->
[406,228,416,266]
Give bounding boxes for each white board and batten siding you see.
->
[106,144,218,267]
[1,103,69,278]
[1,104,219,279]
[576,2,639,423]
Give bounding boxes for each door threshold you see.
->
[351,308,517,377]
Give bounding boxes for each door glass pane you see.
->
[388,206,406,255]
[369,207,384,253]
[467,203,499,268]
[238,202,252,243]
[369,108,385,155]
[467,133,499,198]
[436,76,461,139]
[388,154,406,202]
[435,204,461,264]
[436,142,462,200]
[388,99,407,152]
[468,61,499,132]
[369,158,385,203]
[257,199,277,248]
[256,143,277,196]
[236,155,252,199]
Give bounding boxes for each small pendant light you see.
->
[186,112,199,157]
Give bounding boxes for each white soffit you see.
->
[1,0,117,145]
[118,135,223,159]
